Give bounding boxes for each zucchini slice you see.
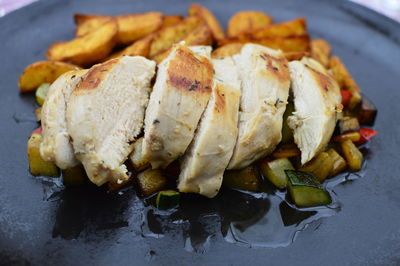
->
[260,158,294,189]
[285,170,332,207]
[27,133,59,177]
[326,148,347,177]
[35,83,50,106]
[341,139,363,171]
[299,152,334,182]
[156,190,180,210]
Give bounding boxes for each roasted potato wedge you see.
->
[74,14,110,36]
[330,56,361,92]
[152,23,213,63]
[211,43,244,59]
[227,11,273,37]
[244,18,307,38]
[188,3,225,40]
[105,35,153,61]
[47,19,118,66]
[311,39,331,68]
[148,16,203,58]
[75,12,163,45]
[218,34,311,52]
[161,15,184,28]
[18,61,81,93]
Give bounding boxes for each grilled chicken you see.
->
[66,56,156,186]
[288,57,342,164]
[40,69,88,169]
[142,44,214,169]
[228,43,291,169]
[178,56,241,198]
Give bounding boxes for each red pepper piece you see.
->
[340,89,352,107]
[355,128,377,145]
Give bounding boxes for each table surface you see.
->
[1,0,400,22]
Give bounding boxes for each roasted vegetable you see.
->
[299,152,334,182]
[329,56,360,92]
[35,108,42,122]
[74,12,163,45]
[272,143,301,158]
[129,137,150,171]
[136,169,168,197]
[106,35,153,60]
[283,51,310,61]
[27,133,59,177]
[156,190,180,210]
[211,43,244,59]
[47,19,118,66]
[108,177,133,192]
[218,34,311,53]
[18,61,81,93]
[148,16,203,58]
[35,83,50,106]
[310,39,331,68]
[333,131,361,143]
[161,15,184,28]
[260,158,294,189]
[188,3,225,41]
[326,148,347,177]
[244,18,307,38]
[340,89,351,107]
[227,11,273,37]
[281,101,294,143]
[223,165,262,192]
[348,90,362,110]
[338,116,360,134]
[285,170,332,207]
[62,165,87,186]
[341,139,363,171]
[355,128,378,146]
[358,96,377,126]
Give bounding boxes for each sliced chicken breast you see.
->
[178,56,241,198]
[66,56,156,186]
[288,57,342,164]
[40,69,88,169]
[142,44,214,169]
[228,43,291,169]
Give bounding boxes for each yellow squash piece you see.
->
[136,169,168,197]
[299,152,334,182]
[341,139,363,171]
[326,148,347,177]
[27,133,59,177]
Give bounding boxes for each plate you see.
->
[1,0,400,265]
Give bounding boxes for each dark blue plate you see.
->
[1,0,400,265]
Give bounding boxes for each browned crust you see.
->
[188,3,225,41]
[260,53,290,83]
[211,43,244,59]
[166,45,213,93]
[244,17,307,39]
[75,58,119,91]
[213,84,226,112]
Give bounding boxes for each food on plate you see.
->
[178,56,241,198]
[227,11,273,37]
[28,132,59,177]
[47,19,118,66]
[152,23,213,63]
[18,61,81,93]
[74,12,163,45]
[66,56,156,185]
[40,70,87,169]
[218,34,311,52]
[288,57,342,164]
[148,16,203,58]
[188,3,225,41]
[22,4,377,211]
[142,44,213,169]
[243,18,307,38]
[228,43,291,169]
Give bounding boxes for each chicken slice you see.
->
[66,56,156,186]
[228,43,291,169]
[40,69,88,169]
[288,57,342,164]
[178,56,241,198]
[142,44,214,169]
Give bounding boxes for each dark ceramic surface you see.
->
[1,0,399,265]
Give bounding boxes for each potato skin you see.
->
[188,3,225,41]
[18,61,81,93]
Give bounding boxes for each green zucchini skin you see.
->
[260,158,294,189]
[156,190,180,210]
[285,170,332,207]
